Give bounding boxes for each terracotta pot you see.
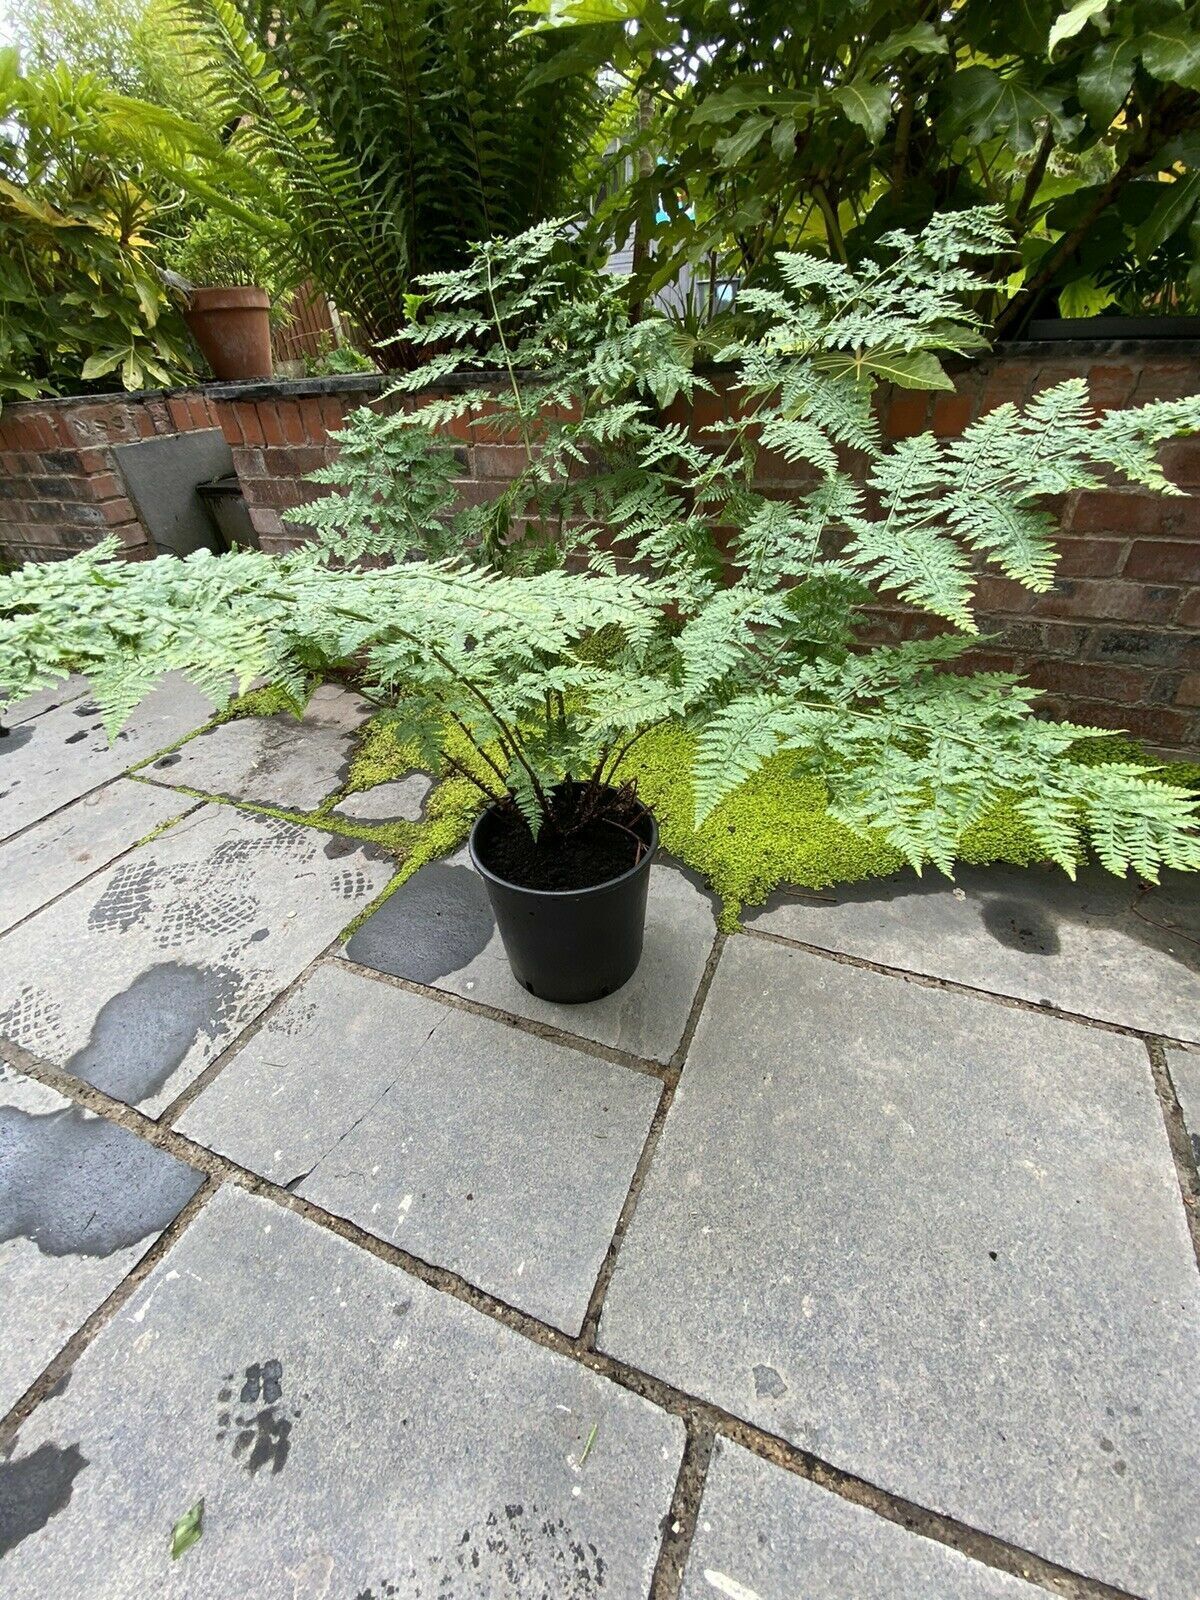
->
[183,285,273,381]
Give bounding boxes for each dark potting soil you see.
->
[479,809,645,891]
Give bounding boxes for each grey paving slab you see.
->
[746,863,1200,1042]
[682,1439,1045,1600]
[151,683,370,809]
[600,935,1200,1600]
[178,963,660,1332]
[0,807,392,1115]
[343,851,717,1064]
[0,1067,203,1416]
[333,772,432,823]
[0,674,214,844]
[1167,1046,1200,1174]
[0,1184,684,1599]
[0,780,193,936]
[1,675,88,725]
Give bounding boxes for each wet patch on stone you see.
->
[344,862,495,985]
[0,1100,203,1257]
[215,1362,298,1478]
[361,1504,607,1599]
[0,1442,88,1558]
[62,961,242,1103]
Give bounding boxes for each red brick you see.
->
[87,473,122,501]
[1177,589,1200,628]
[233,449,267,480]
[212,401,242,447]
[99,497,136,525]
[1158,438,1200,488]
[299,398,328,443]
[885,391,929,439]
[277,401,306,445]
[1123,540,1200,584]
[473,444,527,479]
[1024,659,1149,704]
[249,505,284,537]
[318,395,345,435]
[1031,579,1182,624]
[1068,492,1165,535]
[76,449,108,475]
[1087,364,1135,409]
[113,521,150,551]
[1061,700,1195,744]
[259,404,286,447]
[1174,672,1200,708]
[973,575,1039,615]
[690,388,731,429]
[1052,537,1127,578]
[234,402,266,448]
[167,395,192,433]
[949,649,1019,677]
[1131,360,1198,403]
[135,407,157,438]
[930,392,973,437]
[187,395,214,430]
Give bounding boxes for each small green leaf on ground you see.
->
[170,1498,204,1560]
[579,1421,599,1468]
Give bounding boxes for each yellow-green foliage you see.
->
[620,725,1053,930]
[230,700,1200,936]
[221,684,309,721]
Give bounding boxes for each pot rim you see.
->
[184,285,271,311]
[469,794,658,899]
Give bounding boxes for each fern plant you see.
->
[170,0,610,361]
[3,210,1200,881]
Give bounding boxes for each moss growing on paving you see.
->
[213,694,1200,935]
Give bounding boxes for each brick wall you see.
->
[0,390,222,563]
[1,342,1198,750]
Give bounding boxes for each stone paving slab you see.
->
[0,807,392,1115]
[600,935,1200,1599]
[0,1184,684,1599]
[682,1439,1045,1600]
[0,780,193,936]
[1,676,88,725]
[343,852,717,1064]
[1167,1047,1200,1174]
[746,863,1200,1043]
[0,1067,203,1416]
[178,963,661,1333]
[333,773,432,823]
[0,674,214,844]
[149,684,370,810]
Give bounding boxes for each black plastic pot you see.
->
[469,792,658,1004]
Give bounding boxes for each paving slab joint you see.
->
[648,1424,715,1600]
[1148,1036,1200,1269]
[740,923,1194,1046]
[0,1030,1167,1600]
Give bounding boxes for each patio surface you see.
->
[1,679,1199,1600]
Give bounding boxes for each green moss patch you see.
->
[219,699,1200,936]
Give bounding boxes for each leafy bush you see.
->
[171,0,613,361]
[0,50,196,398]
[525,0,1200,331]
[166,211,285,295]
[301,336,377,378]
[3,213,1199,884]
